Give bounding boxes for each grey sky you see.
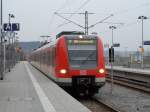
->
[3,0,150,51]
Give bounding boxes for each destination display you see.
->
[68,39,96,45]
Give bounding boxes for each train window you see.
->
[47,50,51,65]
[52,47,55,67]
[49,48,52,66]
[67,39,97,69]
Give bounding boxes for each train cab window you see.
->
[67,39,97,69]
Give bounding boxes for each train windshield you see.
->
[67,39,97,69]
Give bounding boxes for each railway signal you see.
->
[109,47,114,63]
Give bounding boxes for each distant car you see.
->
[29,31,106,96]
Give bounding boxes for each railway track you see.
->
[78,96,122,112]
[106,75,150,93]
[106,66,150,93]
[78,67,150,112]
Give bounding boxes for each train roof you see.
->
[56,31,84,39]
[64,35,97,39]
[32,32,99,53]
[33,40,56,53]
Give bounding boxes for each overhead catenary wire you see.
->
[88,14,114,29]
[114,2,150,15]
[54,12,85,29]
[57,0,92,28]
[117,21,140,29]
[52,1,150,37]
[55,0,69,12]
[55,11,123,36]
[49,0,69,36]
[103,2,150,30]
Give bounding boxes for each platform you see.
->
[106,66,150,75]
[0,61,91,112]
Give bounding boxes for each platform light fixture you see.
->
[109,25,117,94]
[138,16,148,69]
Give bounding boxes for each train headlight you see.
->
[99,69,105,74]
[60,69,67,74]
[79,35,83,39]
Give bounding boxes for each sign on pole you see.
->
[12,23,20,31]
[144,41,150,45]
[113,43,120,47]
[3,23,20,31]
[3,23,11,31]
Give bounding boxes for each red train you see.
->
[29,31,106,95]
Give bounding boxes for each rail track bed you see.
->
[78,97,118,112]
[107,76,150,93]
[106,66,150,93]
[64,66,150,112]
[94,83,150,112]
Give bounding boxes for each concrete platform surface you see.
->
[0,61,91,112]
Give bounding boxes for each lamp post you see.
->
[8,14,15,71]
[40,35,51,45]
[109,25,117,94]
[138,16,147,69]
[109,26,117,46]
[12,32,17,67]
[9,14,15,23]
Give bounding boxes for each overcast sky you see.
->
[3,0,150,51]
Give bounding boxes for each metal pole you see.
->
[12,32,15,67]
[86,11,88,35]
[3,37,5,73]
[9,14,10,23]
[110,29,114,94]
[8,14,11,71]
[8,14,15,69]
[141,18,144,69]
[0,0,3,80]
[138,16,147,69]
[112,29,114,44]
[85,11,88,35]
[8,36,11,71]
[109,25,116,94]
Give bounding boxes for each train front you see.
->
[56,35,106,95]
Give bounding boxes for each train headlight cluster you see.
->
[60,69,67,74]
[99,69,105,74]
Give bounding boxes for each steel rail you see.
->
[106,67,150,88]
[92,96,125,112]
[106,76,150,93]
